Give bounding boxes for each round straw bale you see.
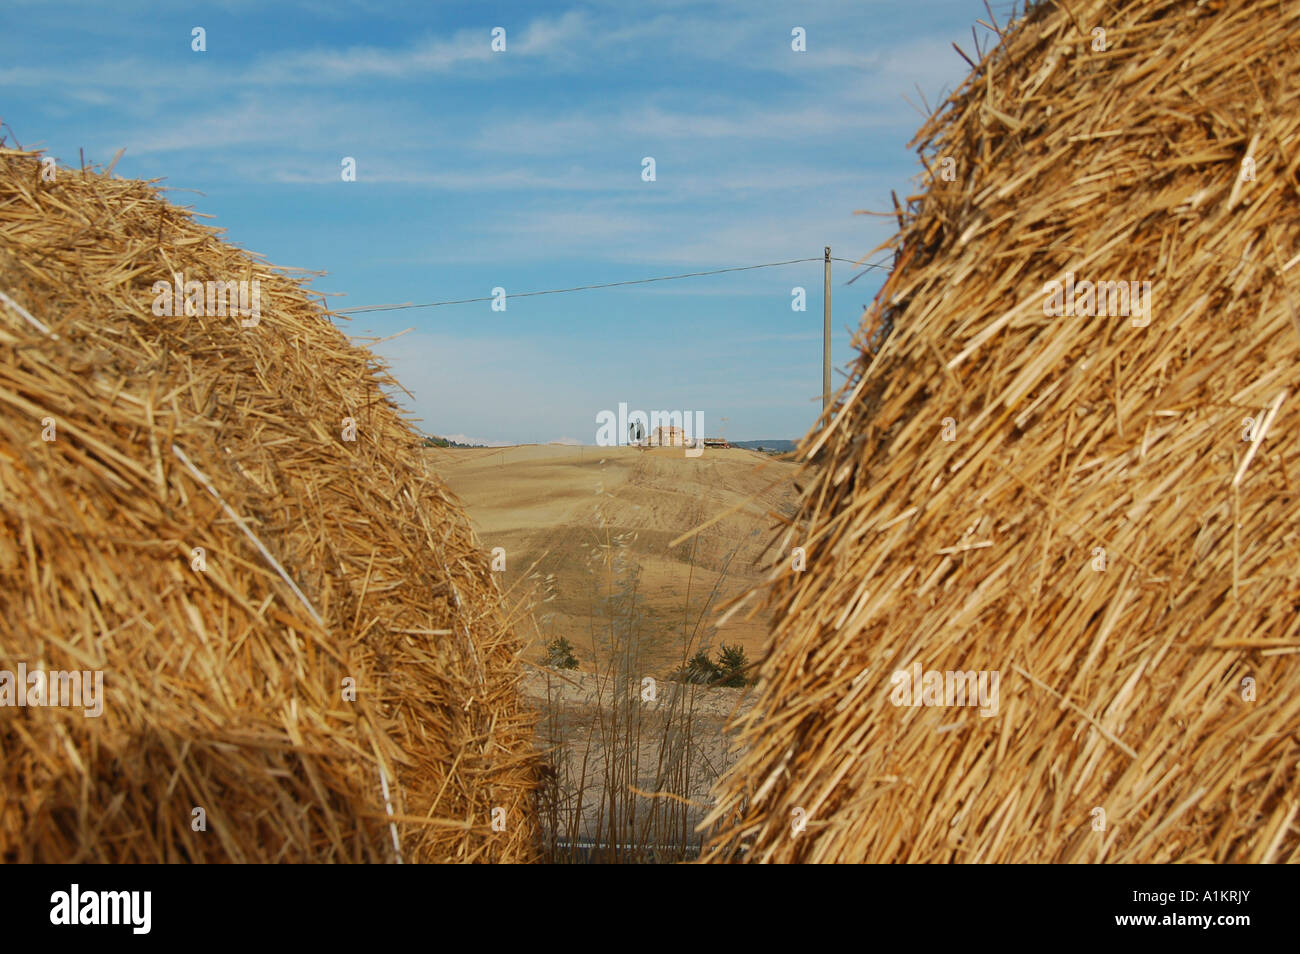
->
[0,147,538,862]
[705,0,1300,863]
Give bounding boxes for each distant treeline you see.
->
[730,439,796,454]
[421,436,486,449]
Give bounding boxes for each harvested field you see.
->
[434,444,798,668]
[434,444,791,860]
[0,148,538,862]
[705,0,1300,863]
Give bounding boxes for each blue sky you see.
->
[1,0,1013,444]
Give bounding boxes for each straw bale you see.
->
[705,0,1300,863]
[0,146,538,862]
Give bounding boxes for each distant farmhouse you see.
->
[646,425,728,449]
[650,425,685,446]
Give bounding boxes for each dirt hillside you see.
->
[434,444,798,671]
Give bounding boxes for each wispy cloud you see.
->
[243,12,590,84]
[3,0,990,442]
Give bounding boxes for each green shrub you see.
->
[677,650,720,685]
[715,644,751,687]
[542,637,580,670]
[670,646,753,686]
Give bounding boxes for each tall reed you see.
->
[532,489,751,863]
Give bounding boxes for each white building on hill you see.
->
[650,425,685,446]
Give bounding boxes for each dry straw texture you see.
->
[0,147,537,862]
[705,0,1300,863]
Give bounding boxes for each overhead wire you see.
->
[334,255,893,315]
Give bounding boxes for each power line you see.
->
[334,255,892,315]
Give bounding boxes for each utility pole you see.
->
[823,246,832,413]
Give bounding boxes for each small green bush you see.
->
[542,637,580,670]
[714,644,751,687]
[671,645,752,686]
[679,650,720,685]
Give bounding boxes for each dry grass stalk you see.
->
[533,494,747,862]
